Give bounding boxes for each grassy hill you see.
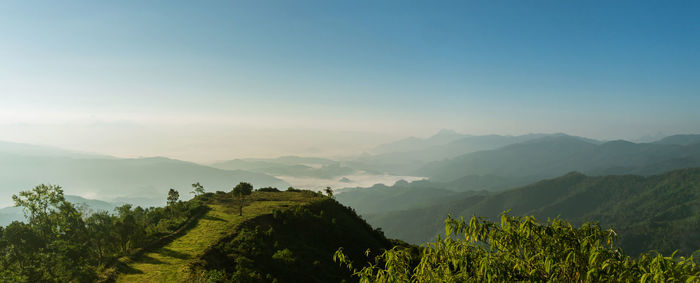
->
[364,168,700,256]
[110,191,395,282]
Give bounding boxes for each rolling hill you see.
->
[0,143,289,207]
[363,167,700,256]
[109,191,396,282]
[347,131,573,175]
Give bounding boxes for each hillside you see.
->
[335,174,535,217]
[111,191,395,282]
[423,135,700,182]
[0,151,288,207]
[365,168,700,256]
[336,180,460,215]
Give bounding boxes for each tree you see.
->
[115,214,137,253]
[12,184,66,224]
[167,188,180,206]
[324,187,334,198]
[85,211,117,263]
[191,182,205,196]
[233,182,253,216]
[7,185,93,281]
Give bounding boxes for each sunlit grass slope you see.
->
[115,191,316,282]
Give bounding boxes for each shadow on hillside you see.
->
[160,247,191,260]
[115,261,145,275]
[203,215,226,222]
[135,253,167,265]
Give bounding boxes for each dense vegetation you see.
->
[361,168,700,256]
[2,177,698,282]
[191,197,398,282]
[335,213,699,282]
[0,184,204,282]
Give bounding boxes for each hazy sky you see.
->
[1,1,699,161]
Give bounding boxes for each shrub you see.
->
[335,212,699,282]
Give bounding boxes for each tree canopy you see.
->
[233,182,254,216]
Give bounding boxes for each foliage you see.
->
[335,213,699,282]
[167,188,180,206]
[0,184,205,282]
[191,182,206,196]
[115,191,321,282]
[256,187,281,192]
[192,198,395,282]
[233,182,254,216]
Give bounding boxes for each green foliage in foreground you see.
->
[0,184,205,282]
[335,213,699,282]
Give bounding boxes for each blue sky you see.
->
[0,1,698,160]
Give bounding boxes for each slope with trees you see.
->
[0,185,205,282]
[363,168,700,256]
[105,185,396,282]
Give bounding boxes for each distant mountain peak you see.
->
[562,171,586,177]
[520,134,593,145]
[433,129,459,137]
[653,134,700,146]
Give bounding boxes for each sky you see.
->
[0,0,699,162]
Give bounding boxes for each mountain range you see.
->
[0,142,289,208]
[358,167,700,256]
[211,157,355,179]
[422,134,700,182]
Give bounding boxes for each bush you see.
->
[335,212,699,282]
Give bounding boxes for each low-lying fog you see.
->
[275,172,425,192]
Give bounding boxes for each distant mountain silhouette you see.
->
[652,134,700,146]
[349,132,585,175]
[422,135,700,182]
[211,157,354,179]
[0,142,289,207]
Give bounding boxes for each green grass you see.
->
[115,191,318,282]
